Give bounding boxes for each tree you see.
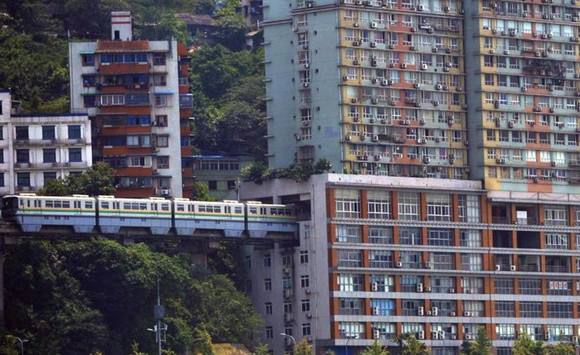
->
[512,334,543,355]
[400,334,428,355]
[192,326,215,355]
[254,343,269,355]
[543,343,576,355]
[462,328,492,355]
[40,162,116,196]
[361,340,389,355]
[294,339,313,355]
[191,181,214,201]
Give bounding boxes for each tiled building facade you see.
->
[242,174,580,354]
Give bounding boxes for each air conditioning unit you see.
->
[464,311,471,317]
[425,286,431,292]
[432,307,438,316]
[495,264,501,271]
[417,283,424,292]
[417,138,425,144]
[306,312,312,319]
[400,63,408,69]
[418,331,425,340]
[432,332,439,340]
[417,5,424,11]
[465,333,474,340]
[418,307,425,316]
[510,264,516,271]
[421,63,428,70]
[450,311,456,317]
[449,288,455,293]
[345,135,352,141]
[370,41,376,48]
[161,189,170,196]
[424,261,431,268]
[373,307,380,315]
[372,135,379,142]
[371,282,378,291]
[304,288,311,294]
[370,22,377,29]
[396,261,403,268]
[423,156,431,164]
[435,84,443,90]
[373,330,380,339]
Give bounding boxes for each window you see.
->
[494,279,514,294]
[208,181,217,191]
[369,227,393,244]
[69,148,82,162]
[370,299,395,316]
[464,301,484,317]
[544,206,567,226]
[370,274,394,292]
[368,190,391,219]
[458,195,481,222]
[398,192,419,220]
[43,149,56,163]
[156,135,169,147]
[520,302,542,318]
[338,250,362,267]
[335,189,360,218]
[461,277,483,294]
[461,230,482,247]
[340,298,363,315]
[15,126,29,140]
[461,254,482,271]
[154,115,168,127]
[0,173,4,187]
[399,227,421,245]
[153,53,166,66]
[495,301,515,317]
[431,276,454,293]
[264,278,271,291]
[427,194,451,221]
[336,225,361,243]
[431,253,454,270]
[68,125,81,139]
[496,324,516,340]
[369,250,392,268]
[17,172,30,187]
[265,326,273,339]
[301,299,310,312]
[337,273,363,292]
[0,149,3,164]
[157,156,169,169]
[545,233,568,249]
[265,302,272,315]
[81,54,94,66]
[155,95,169,107]
[302,323,311,336]
[428,229,452,246]
[519,279,542,295]
[547,303,573,318]
[42,125,55,140]
[372,323,396,340]
[263,254,271,267]
[300,250,309,264]
[16,149,29,163]
[43,172,56,182]
[338,322,363,339]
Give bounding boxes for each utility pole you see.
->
[148,279,167,355]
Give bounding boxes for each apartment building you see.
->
[241,173,580,354]
[191,154,254,200]
[0,91,92,195]
[264,0,469,179]
[69,11,194,198]
[464,0,580,194]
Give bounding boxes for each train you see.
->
[1,194,297,238]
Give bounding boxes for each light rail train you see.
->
[1,194,296,238]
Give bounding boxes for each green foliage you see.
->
[140,10,189,43]
[193,326,215,355]
[254,343,270,355]
[400,334,429,355]
[543,343,576,355]
[5,239,262,355]
[130,341,148,355]
[39,162,116,196]
[512,334,544,355]
[361,340,389,355]
[191,181,215,201]
[461,328,492,355]
[242,159,333,183]
[0,336,24,355]
[294,339,313,355]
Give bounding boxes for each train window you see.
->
[139,203,147,210]
[85,202,93,209]
[114,202,120,209]
[34,200,40,208]
[225,206,231,214]
[235,207,242,214]
[46,200,53,208]
[151,203,157,211]
[260,207,267,215]
[249,207,257,214]
[27,200,31,207]
[177,204,185,212]
[101,202,109,209]
[62,201,70,208]
[188,205,193,212]
[123,203,131,209]
[161,204,169,211]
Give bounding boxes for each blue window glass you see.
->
[136,53,147,62]
[371,299,395,316]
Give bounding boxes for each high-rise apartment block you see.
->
[0,91,92,195]
[263,0,579,192]
[69,11,194,198]
[242,174,580,355]
[254,0,580,353]
[464,0,580,194]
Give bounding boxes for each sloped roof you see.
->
[176,13,217,27]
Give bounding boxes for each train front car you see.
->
[245,202,297,238]
[1,195,19,221]
[174,199,246,238]
[4,194,97,233]
[97,196,172,235]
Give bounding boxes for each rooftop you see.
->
[175,13,216,27]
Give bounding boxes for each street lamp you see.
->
[14,337,28,355]
[280,332,296,352]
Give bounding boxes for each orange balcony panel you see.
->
[96,40,149,52]
[99,106,152,115]
[181,147,193,156]
[115,187,156,198]
[179,85,190,94]
[180,108,193,118]
[182,169,194,177]
[528,181,553,193]
[98,63,150,75]
[527,87,548,95]
[178,42,188,56]
[114,167,154,177]
[101,126,152,135]
[102,146,154,156]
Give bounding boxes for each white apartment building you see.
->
[0,91,92,195]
